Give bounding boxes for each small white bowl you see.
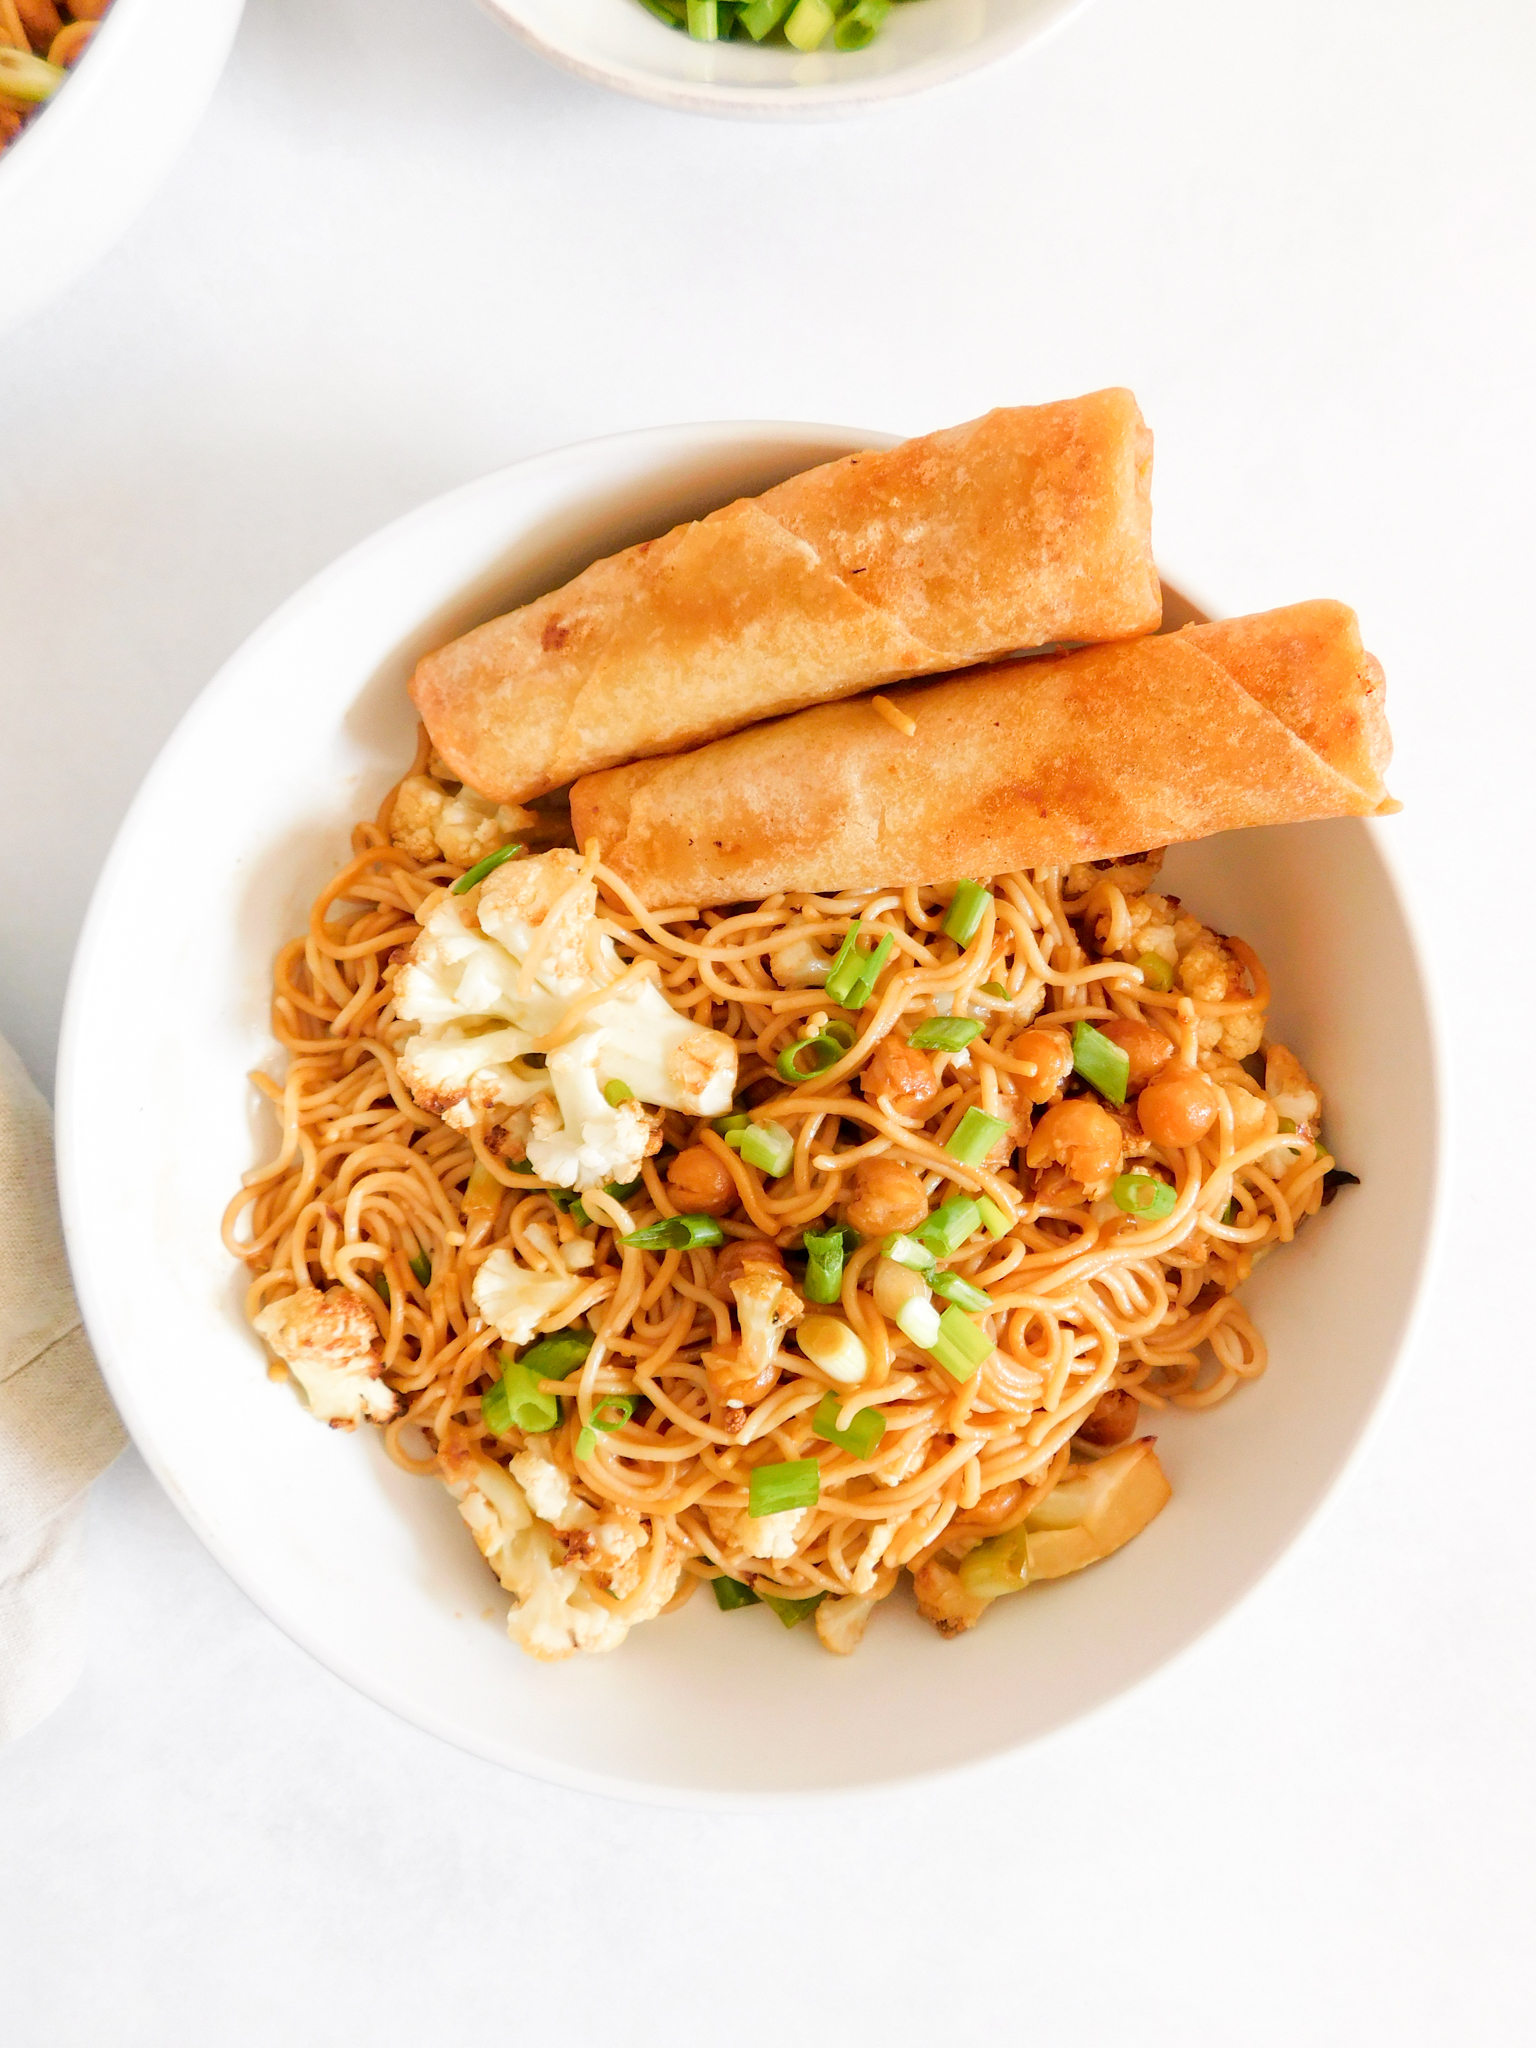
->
[0,0,246,339]
[477,0,1094,118]
[58,422,1440,1803]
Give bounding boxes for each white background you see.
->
[3,0,1534,2039]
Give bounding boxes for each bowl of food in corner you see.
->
[57,401,1439,1803]
[475,0,1097,119]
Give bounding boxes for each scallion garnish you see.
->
[945,1106,1008,1166]
[929,1269,994,1312]
[483,1352,561,1436]
[519,1329,592,1380]
[576,1392,635,1461]
[1071,1020,1131,1106]
[802,1224,853,1304]
[712,1574,761,1610]
[976,1196,1011,1240]
[783,0,834,51]
[882,1231,937,1271]
[942,880,991,946]
[409,1250,432,1287]
[738,0,791,36]
[685,0,719,38]
[978,981,1011,1001]
[712,1111,752,1136]
[908,1016,983,1053]
[895,1293,942,1350]
[1112,1173,1177,1221]
[913,1196,982,1257]
[1136,952,1174,993]
[759,1589,827,1628]
[810,1391,886,1459]
[372,1273,392,1308]
[622,1213,727,1251]
[928,1306,994,1383]
[450,842,524,895]
[748,1458,820,1518]
[824,921,897,1011]
[729,1120,795,1178]
[776,1032,848,1083]
[833,0,889,48]
[602,1078,635,1107]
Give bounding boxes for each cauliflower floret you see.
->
[390,775,533,867]
[472,1248,591,1346]
[253,1285,396,1429]
[1222,1083,1270,1151]
[393,850,737,1186]
[731,1264,804,1375]
[1119,892,1179,968]
[712,1504,809,1561]
[816,1594,876,1656]
[912,1558,990,1638]
[1265,1044,1322,1136]
[1067,850,1166,898]
[511,1443,650,1598]
[770,934,833,989]
[851,1521,896,1596]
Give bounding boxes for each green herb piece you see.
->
[776,1033,848,1083]
[450,842,524,895]
[929,1269,994,1312]
[1221,1199,1238,1225]
[712,1111,752,1136]
[760,1590,827,1628]
[802,1225,850,1304]
[913,1196,982,1257]
[518,1329,592,1381]
[373,1273,392,1308]
[1112,1173,1178,1221]
[824,921,897,1011]
[945,1106,1008,1167]
[1072,1020,1131,1106]
[833,0,889,46]
[712,1574,761,1610]
[978,981,1011,1001]
[976,1196,1012,1240]
[576,1392,635,1460]
[908,1016,983,1052]
[811,1391,887,1459]
[882,1231,936,1271]
[730,1120,795,1178]
[622,1213,727,1251]
[942,880,991,946]
[1276,1115,1297,1134]
[738,0,790,35]
[1136,952,1174,993]
[483,1353,560,1437]
[685,0,719,36]
[822,1020,857,1049]
[602,1078,635,1107]
[896,1293,942,1349]
[783,0,834,48]
[929,1306,993,1382]
[748,1458,821,1518]
[408,1250,432,1287]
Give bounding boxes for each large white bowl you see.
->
[477,0,1093,118]
[0,0,246,339]
[57,422,1440,1803]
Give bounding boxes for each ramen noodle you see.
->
[225,740,1348,1661]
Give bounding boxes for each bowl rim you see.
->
[57,421,1447,1806]
[473,0,1096,119]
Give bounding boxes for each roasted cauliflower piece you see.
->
[252,1285,396,1429]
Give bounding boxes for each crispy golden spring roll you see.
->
[412,390,1161,804]
[570,602,1394,908]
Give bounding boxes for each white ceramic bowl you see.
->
[477,0,1093,118]
[58,422,1440,1803]
[0,0,246,339]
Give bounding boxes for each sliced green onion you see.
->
[731,1120,795,1178]
[1276,1115,1297,1134]
[802,1224,850,1304]
[822,1020,857,1049]
[638,0,687,21]
[372,1273,392,1308]
[896,1293,942,1350]
[507,1158,539,1174]
[913,1196,982,1257]
[450,842,524,894]
[760,1590,826,1629]
[976,1196,1011,1240]
[1221,1198,1238,1225]
[882,1231,936,1271]
[1112,1173,1177,1221]
[712,1111,752,1136]
[518,1329,592,1381]
[776,1033,847,1083]
[712,1574,761,1609]
[824,921,897,1011]
[575,1393,635,1461]
[783,0,834,49]
[738,0,791,36]
[978,981,1011,1001]
[748,1458,820,1518]
[929,1306,993,1382]
[942,880,991,946]
[908,1016,982,1052]
[945,1106,1008,1167]
[833,0,889,47]
[929,1269,994,1312]
[1072,1020,1131,1106]
[0,50,65,104]
[686,0,719,37]
[622,1213,727,1250]
[1136,952,1174,993]
[483,1354,560,1436]
[409,1249,432,1287]
[602,1078,634,1107]
[811,1391,887,1459]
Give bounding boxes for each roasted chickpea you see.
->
[1075,1388,1139,1448]
[1009,1027,1075,1105]
[1097,1017,1173,1094]
[710,1238,785,1302]
[860,1036,940,1120]
[665,1143,737,1217]
[1138,1070,1221,1150]
[1024,1098,1124,1195]
[845,1157,930,1236]
[954,1480,1026,1531]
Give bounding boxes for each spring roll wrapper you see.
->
[411,390,1161,804]
[570,602,1395,909]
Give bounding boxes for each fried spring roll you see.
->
[570,602,1395,908]
[412,390,1161,804]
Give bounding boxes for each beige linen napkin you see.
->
[0,1032,125,1743]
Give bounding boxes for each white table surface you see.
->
[3,0,1534,2039]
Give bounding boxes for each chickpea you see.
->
[1097,1017,1173,1094]
[1024,1098,1124,1195]
[954,1480,1025,1531]
[1138,1070,1221,1150]
[665,1144,737,1217]
[845,1157,930,1236]
[1075,1388,1139,1448]
[860,1036,939,1120]
[710,1238,785,1302]
[1009,1027,1075,1105]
